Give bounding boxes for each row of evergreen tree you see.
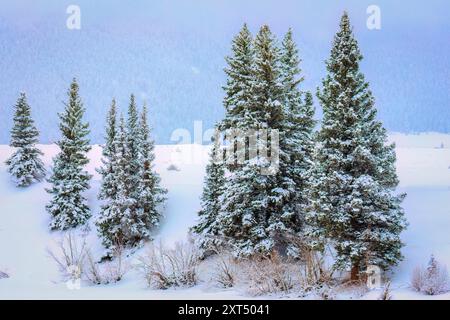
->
[95,96,167,254]
[5,80,166,255]
[192,13,407,280]
[4,12,406,279]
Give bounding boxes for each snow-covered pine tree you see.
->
[5,92,46,187]
[278,29,316,257]
[125,94,141,206]
[210,23,255,256]
[112,94,153,247]
[98,99,118,202]
[133,104,167,244]
[96,99,120,251]
[96,114,131,252]
[218,25,289,257]
[221,23,254,133]
[191,132,226,254]
[307,12,407,279]
[46,78,92,230]
[250,25,294,254]
[192,24,254,255]
[219,23,255,174]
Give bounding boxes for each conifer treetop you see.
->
[280,28,304,92]
[222,23,255,130]
[327,11,362,76]
[127,94,139,133]
[10,92,40,148]
[57,78,90,157]
[105,99,117,149]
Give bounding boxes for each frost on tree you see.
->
[220,23,254,134]
[217,25,283,257]
[46,79,92,230]
[195,24,316,258]
[307,12,407,279]
[96,114,131,253]
[125,94,142,205]
[96,100,166,255]
[216,25,299,257]
[191,133,226,255]
[96,99,121,251]
[278,29,316,258]
[135,104,167,244]
[97,99,118,205]
[5,92,46,187]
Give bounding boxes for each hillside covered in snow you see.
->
[1,133,450,299]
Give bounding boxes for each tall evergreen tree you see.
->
[96,114,131,252]
[46,78,92,230]
[96,99,120,252]
[126,94,141,205]
[6,92,46,187]
[221,23,255,132]
[192,25,255,256]
[249,24,293,252]
[97,99,118,202]
[133,104,167,243]
[97,102,166,253]
[307,13,407,279]
[277,29,317,257]
[218,25,289,257]
[192,132,226,254]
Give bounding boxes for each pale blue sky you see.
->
[0,0,449,143]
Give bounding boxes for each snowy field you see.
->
[0,132,450,299]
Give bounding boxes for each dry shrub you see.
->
[211,250,237,288]
[205,235,334,295]
[240,252,296,296]
[194,240,237,288]
[411,255,449,295]
[47,232,88,282]
[85,242,128,285]
[286,234,334,289]
[139,241,200,289]
[334,278,369,298]
[48,232,128,285]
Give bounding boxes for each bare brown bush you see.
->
[84,242,128,285]
[240,252,296,296]
[211,251,237,288]
[139,241,200,289]
[47,232,88,281]
[48,233,129,285]
[286,234,334,289]
[203,235,335,295]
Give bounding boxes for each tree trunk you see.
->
[350,263,360,281]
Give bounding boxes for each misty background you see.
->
[0,0,449,144]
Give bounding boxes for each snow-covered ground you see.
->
[1,133,450,299]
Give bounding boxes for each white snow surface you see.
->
[0,132,450,299]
